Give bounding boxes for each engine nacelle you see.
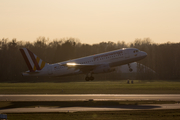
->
[92,64,115,74]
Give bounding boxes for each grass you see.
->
[6,110,180,120]
[0,80,180,94]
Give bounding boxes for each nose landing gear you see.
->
[128,64,133,72]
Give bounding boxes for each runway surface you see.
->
[1,94,180,113]
[1,94,180,101]
[1,104,180,113]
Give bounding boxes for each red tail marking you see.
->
[20,49,33,71]
[27,49,41,70]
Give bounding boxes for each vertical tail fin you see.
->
[20,48,47,72]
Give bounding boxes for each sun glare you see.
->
[67,63,77,66]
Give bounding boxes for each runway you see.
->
[1,94,180,113]
[1,104,180,113]
[1,94,180,101]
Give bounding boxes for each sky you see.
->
[0,0,180,44]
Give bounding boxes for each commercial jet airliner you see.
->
[20,48,147,81]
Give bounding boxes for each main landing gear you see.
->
[85,76,94,81]
[85,72,94,81]
[128,63,133,72]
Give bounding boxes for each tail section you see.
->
[20,48,47,72]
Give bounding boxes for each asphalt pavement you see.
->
[1,104,180,113]
[0,94,180,101]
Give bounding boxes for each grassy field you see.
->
[6,110,180,120]
[0,80,180,94]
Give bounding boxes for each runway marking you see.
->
[1,94,180,96]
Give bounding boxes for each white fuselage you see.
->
[26,48,147,77]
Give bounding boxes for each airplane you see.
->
[20,48,147,81]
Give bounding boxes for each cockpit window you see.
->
[134,50,139,53]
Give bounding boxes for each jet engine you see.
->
[92,64,115,74]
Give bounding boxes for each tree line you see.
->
[0,37,180,82]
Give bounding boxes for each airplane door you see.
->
[48,66,53,75]
[124,50,129,58]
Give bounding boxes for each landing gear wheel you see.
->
[85,77,89,81]
[90,76,94,81]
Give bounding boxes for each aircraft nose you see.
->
[141,51,147,58]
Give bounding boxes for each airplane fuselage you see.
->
[22,48,147,78]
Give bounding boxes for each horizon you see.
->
[2,37,180,46]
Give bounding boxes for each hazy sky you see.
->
[1,0,180,44]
